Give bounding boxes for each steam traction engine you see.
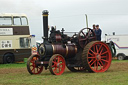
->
[27,10,112,75]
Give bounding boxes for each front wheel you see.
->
[49,54,66,75]
[27,55,43,75]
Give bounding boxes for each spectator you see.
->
[95,24,102,41]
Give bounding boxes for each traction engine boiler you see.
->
[27,10,112,75]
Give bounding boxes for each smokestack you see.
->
[113,32,115,35]
[42,10,49,42]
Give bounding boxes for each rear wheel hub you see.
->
[96,54,101,60]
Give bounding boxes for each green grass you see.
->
[112,59,128,63]
[0,60,128,85]
[0,63,26,68]
[0,60,127,69]
[0,68,128,85]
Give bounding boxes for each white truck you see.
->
[105,34,128,60]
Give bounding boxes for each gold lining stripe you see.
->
[52,44,55,54]
[39,44,45,56]
[65,45,68,56]
[75,45,77,53]
[43,15,48,16]
[73,43,77,53]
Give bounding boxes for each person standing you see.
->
[92,24,96,31]
[95,24,102,41]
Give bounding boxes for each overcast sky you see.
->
[0,0,128,41]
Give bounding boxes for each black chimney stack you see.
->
[42,10,49,43]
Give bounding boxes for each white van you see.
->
[105,34,128,60]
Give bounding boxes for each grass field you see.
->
[0,60,128,85]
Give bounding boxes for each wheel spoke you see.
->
[58,57,60,63]
[52,61,57,64]
[52,64,56,67]
[101,56,107,58]
[87,30,91,36]
[98,62,103,70]
[99,45,102,52]
[101,51,108,55]
[80,38,86,41]
[84,41,88,46]
[90,60,96,66]
[30,60,34,63]
[88,37,95,40]
[99,60,104,66]
[89,59,93,64]
[32,62,35,66]
[100,48,103,55]
[88,57,95,59]
[88,52,94,57]
[81,31,86,37]
[101,59,108,63]
[31,67,34,71]
[89,49,95,55]
[96,45,99,53]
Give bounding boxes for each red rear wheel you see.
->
[82,41,112,72]
[49,54,65,75]
[27,55,43,74]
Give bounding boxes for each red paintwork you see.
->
[51,55,65,75]
[87,42,112,72]
[30,56,43,74]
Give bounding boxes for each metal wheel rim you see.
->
[49,54,65,75]
[6,56,13,63]
[118,56,123,60]
[27,55,43,74]
[87,42,111,72]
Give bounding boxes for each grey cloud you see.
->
[0,0,128,40]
